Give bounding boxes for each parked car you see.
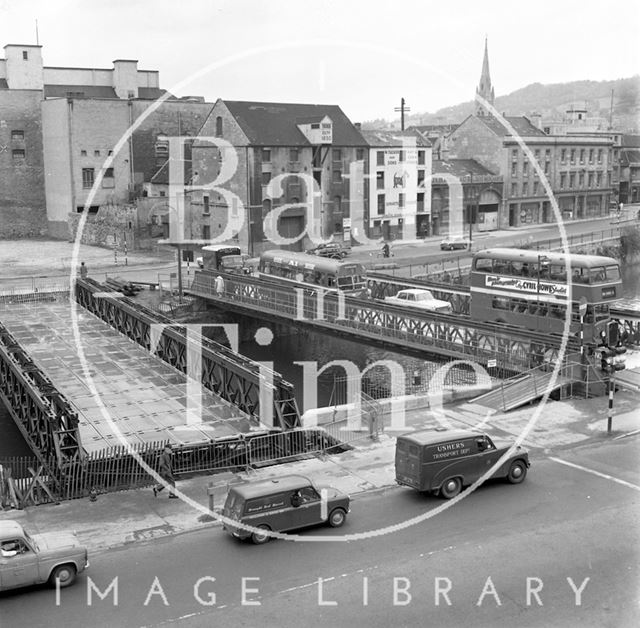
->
[384,289,452,313]
[440,237,470,251]
[395,429,530,498]
[0,520,89,591]
[306,242,349,260]
[222,474,350,544]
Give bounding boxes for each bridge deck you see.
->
[0,301,254,453]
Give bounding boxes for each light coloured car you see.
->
[385,288,452,313]
[0,520,89,591]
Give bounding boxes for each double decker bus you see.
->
[469,248,622,343]
[258,250,367,297]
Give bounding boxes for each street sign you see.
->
[578,296,588,317]
[487,359,497,368]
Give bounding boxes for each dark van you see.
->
[222,475,350,544]
[395,429,529,499]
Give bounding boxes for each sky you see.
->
[1,0,639,123]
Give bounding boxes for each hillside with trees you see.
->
[367,76,640,132]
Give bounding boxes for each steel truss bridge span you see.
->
[367,272,640,343]
[75,279,301,430]
[0,319,83,471]
[189,272,579,373]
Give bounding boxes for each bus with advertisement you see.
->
[258,249,367,297]
[469,248,622,343]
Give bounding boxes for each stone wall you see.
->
[68,203,137,250]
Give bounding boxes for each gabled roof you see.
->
[222,100,365,146]
[432,159,498,177]
[360,128,431,148]
[408,123,459,135]
[619,148,640,166]
[477,115,547,138]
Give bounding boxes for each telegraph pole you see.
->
[394,98,411,131]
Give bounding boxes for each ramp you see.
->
[471,367,576,412]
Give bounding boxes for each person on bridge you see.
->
[215,275,225,296]
[79,261,88,280]
[381,242,390,258]
[153,444,178,498]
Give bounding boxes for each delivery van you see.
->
[395,428,529,499]
[222,475,350,544]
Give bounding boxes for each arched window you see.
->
[215,116,223,137]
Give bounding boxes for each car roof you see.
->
[398,429,482,445]
[397,289,431,295]
[230,474,314,499]
[0,520,25,538]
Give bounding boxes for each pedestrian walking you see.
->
[79,261,88,279]
[214,275,224,296]
[381,242,390,258]
[153,444,178,498]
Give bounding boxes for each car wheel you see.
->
[49,564,77,588]
[440,477,462,499]
[328,508,347,528]
[251,525,272,545]
[507,460,528,484]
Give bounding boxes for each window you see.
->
[560,173,566,189]
[203,195,210,214]
[108,150,113,156]
[356,148,364,161]
[155,136,169,163]
[332,148,342,162]
[418,150,425,165]
[261,171,271,186]
[376,171,384,190]
[202,225,210,240]
[22,50,28,60]
[82,168,95,188]
[81,150,87,156]
[579,149,585,163]
[570,149,575,163]
[417,170,425,186]
[533,181,539,195]
[332,169,342,183]
[522,182,528,196]
[12,149,25,161]
[511,182,518,196]
[333,195,342,213]
[11,130,24,140]
[262,148,271,162]
[417,192,424,212]
[215,116,223,137]
[596,173,602,187]
[103,167,114,177]
[588,173,594,187]
[544,161,550,174]
[377,194,385,214]
[94,150,100,157]
[511,162,517,177]
[398,150,404,162]
[289,148,299,162]
[561,149,566,162]
[534,149,540,161]
[523,162,529,177]
[597,149,603,163]
[511,149,518,161]
[399,193,405,208]
[579,172,584,186]
[588,148,594,163]
[569,173,575,188]
[376,151,384,167]
[102,168,114,188]
[545,149,551,161]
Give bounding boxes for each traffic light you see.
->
[598,346,626,373]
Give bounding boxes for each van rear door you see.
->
[395,438,422,489]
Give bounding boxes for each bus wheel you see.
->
[507,460,527,484]
[440,477,462,499]
[251,525,272,544]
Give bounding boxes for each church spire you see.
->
[475,37,495,117]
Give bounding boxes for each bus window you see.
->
[549,265,567,281]
[474,258,493,273]
[510,262,524,276]
[594,304,609,321]
[338,277,354,289]
[605,265,620,281]
[589,267,606,284]
[492,297,509,310]
[571,268,588,284]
